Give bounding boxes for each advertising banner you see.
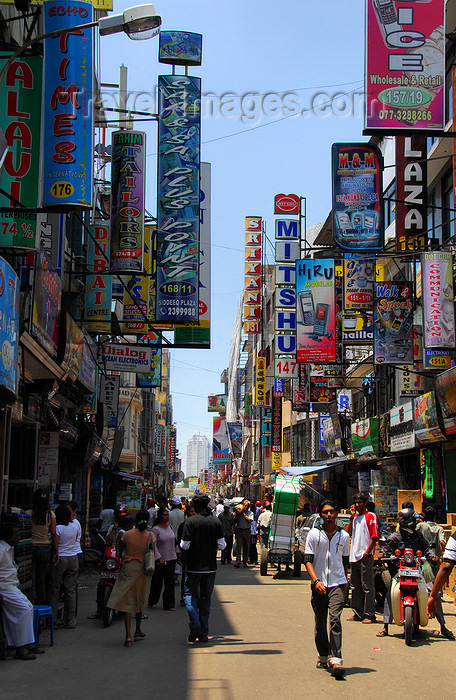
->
[365,0,445,133]
[136,347,162,388]
[0,55,41,248]
[42,0,94,207]
[101,344,154,373]
[244,216,262,334]
[156,75,201,323]
[332,143,383,250]
[78,333,96,392]
[292,364,308,412]
[274,378,285,397]
[274,194,300,215]
[159,31,202,66]
[343,313,374,344]
[110,130,145,274]
[296,259,335,363]
[343,254,375,309]
[272,395,282,452]
[208,394,227,413]
[424,349,452,370]
[84,223,112,332]
[61,314,83,381]
[309,376,337,403]
[175,161,211,347]
[0,257,19,396]
[413,391,445,443]
[351,417,379,458]
[436,366,456,435]
[396,136,428,251]
[390,402,415,451]
[255,356,266,406]
[319,412,330,451]
[39,214,65,277]
[374,281,413,364]
[422,252,455,348]
[227,421,242,458]
[31,246,62,357]
[213,416,230,464]
[122,225,152,333]
[397,365,424,397]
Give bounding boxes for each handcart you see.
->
[260,475,301,577]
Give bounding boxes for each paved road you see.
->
[2,560,456,699]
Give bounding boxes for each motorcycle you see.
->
[98,540,121,627]
[383,547,429,646]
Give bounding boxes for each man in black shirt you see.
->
[180,495,225,643]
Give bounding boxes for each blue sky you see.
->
[100,0,367,473]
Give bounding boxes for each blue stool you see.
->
[33,605,54,646]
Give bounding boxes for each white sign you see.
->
[274,358,298,378]
[390,402,415,452]
[101,344,153,373]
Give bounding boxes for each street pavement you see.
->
[2,559,456,699]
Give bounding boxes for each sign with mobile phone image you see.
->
[296,259,336,363]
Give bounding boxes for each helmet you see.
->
[398,508,416,534]
[115,505,128,517]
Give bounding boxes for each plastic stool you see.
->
[33,605,54,646]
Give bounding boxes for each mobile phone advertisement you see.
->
[422,252,455,349]
[374,281,414,364]
[296,259,335,363]
[331,144,383,250]
[365,0,445,132]
[343,253,375,309]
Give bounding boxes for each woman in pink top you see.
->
[148,508,179,611]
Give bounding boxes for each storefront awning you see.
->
[280,463,339,476]
[113,472,142,481]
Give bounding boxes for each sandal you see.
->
[15,649,36,660]
[134,632,146,640]
[346,615,362,622]
[124,639,132,647]
[376,629,388,637]
[316,660,328,669]
[362,618,376,624]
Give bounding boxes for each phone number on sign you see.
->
[378,109,433,121]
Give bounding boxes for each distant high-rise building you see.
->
[186,434,211,477]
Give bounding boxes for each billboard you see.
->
[413,391,445,444]
[31,247,62,357]
[395,136,428,251]
[110,131,146,274]
[0,55,42,248]
[374,281,413,364]
[158,31,202,66]
[332,143,383,250]
[296,259,336,363]
[156,75,201,324]
[84,223,112,332]
[0,257,19,396]
[42,0,94,207]
[422,252,455,349]
[227,421,242,458]
[365,0,445,133]
[213,416,230,464]
[390,402,415,452]
[343,254,375,309]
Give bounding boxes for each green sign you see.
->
[351,417,379,458]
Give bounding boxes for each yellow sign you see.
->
[272,452,281,470]
[255,356,266,406]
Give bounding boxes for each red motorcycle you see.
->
[387,547,429,646]
[98,542,121,627]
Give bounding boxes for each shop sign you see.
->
[84,223,112,332]
[61,314,83,381]
[343,253,375,309]
[136,347,162,388]
[255,356,266,406]
[121,225,152,333]
[213,415,231,464]
[390,402,415,451]
[332,144,383,250]
[227,421,242,458]
[159,31,202,66]
[435,366,456,435]
[319,412,330,451]
[374,281,413,364]
[275,219,300,239]
[100,344,154,373]
[78,333,96,392]
[208,394,227,413]
[39,214,65,277]
[0,55,42,248]
[42,0,94,207]
[274,378,284,397]
[100,374,120,427]
[157,75,201,323]
[292,363,307,412]
[365,0,445,132]
[272,395,282,452]
[31,246,61,357]
[424,349,452,370]
[0,256,19,396]
[396,136,428,251]
[296,259,335,363]
[274,193,300,214]
[351,417,379,458]
[397,364,423,397]
[343,312,373,344]
[110,130,145,274]
[272,451,282,470]
[422,252,455,349]
[413,391,445,444]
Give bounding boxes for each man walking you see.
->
[234,500,253,568]
[218,504,234,564]
[345,492,378,623]
[428,528,456,636]
[304,500,350,678]
[180,495,225,643]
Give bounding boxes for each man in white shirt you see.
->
[428,531,456,621]
[0,521,44,660]
[215,499,224,517]
[305,500,350,677]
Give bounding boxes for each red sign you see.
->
[272,395,282,452]
[274,193,300,215]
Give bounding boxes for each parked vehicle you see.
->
[98,541,121,627]
[382,548,428,646]
[260,476,301,578]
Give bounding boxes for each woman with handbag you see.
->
[108,510,156,647]
[148,508,180,611]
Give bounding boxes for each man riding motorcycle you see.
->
[376,508,435,638]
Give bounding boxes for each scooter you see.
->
[98,541,121,627]
[385,548,428,646]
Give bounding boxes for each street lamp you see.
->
[0,3,162,84]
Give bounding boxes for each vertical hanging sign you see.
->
[42,0,94,208]
[422,252,455,349]
[110,130,145,274]
[395,136,428,252]
[156,75,201,323]
[296,259,336,363]
[244,216,262,333]
[272,395,282,453]
[84,223,112,332]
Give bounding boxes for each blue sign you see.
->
[0,257,19,397]
[319,412,330,451]
[274,378,285,396]
[159,31,202,66]
[42,0,94,208]
[156,75,201,323]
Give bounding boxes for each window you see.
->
[383,180,396,229]
[442,170,455,244]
